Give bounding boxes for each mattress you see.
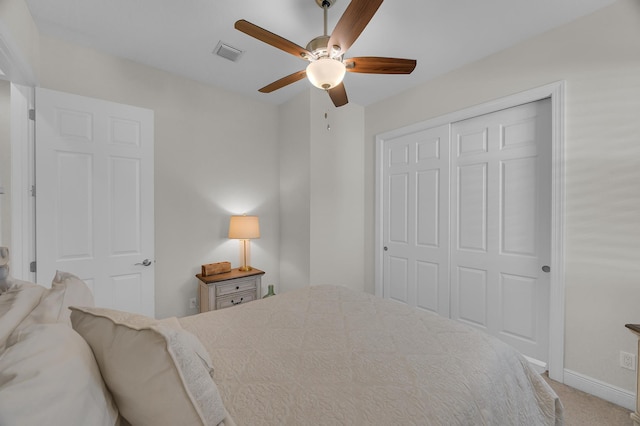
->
[179,285,563,425]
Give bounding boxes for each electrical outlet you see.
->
[620,351,636,370]
[189,297,197,310]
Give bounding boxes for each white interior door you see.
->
[35,88,155,317]
[382,124,450,316]
[450,99,551,365]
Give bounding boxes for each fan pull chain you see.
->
[325,111,331,131]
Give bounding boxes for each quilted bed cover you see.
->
[179,285,563,425]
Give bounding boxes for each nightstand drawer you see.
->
[216,277,257,296]
[216,290,256,309]
[196,268,264,312]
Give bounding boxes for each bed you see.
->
[0,273,563,425]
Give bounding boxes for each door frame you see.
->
[9,83,35,282]
[374,81,565,382]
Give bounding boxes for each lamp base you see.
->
[238,266,253,272]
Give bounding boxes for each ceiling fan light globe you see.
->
[306,58,346,90]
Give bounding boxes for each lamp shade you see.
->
[228,215,260,239]
[306,58,346,90]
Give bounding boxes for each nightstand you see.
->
[625,324,640,426]
[196,268,264,312]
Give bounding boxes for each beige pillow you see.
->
[70,306,227,426]
[0,323,119,426]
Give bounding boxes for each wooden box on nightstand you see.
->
[196,268,264,312]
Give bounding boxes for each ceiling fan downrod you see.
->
[316,0,336,37]
[308,0,340,59]
[322,0,330,36]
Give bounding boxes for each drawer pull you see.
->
[231,297,244,305]
[236,286,240,290]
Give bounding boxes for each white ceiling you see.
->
[24,0,616,107]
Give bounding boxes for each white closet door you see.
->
[35,88,155,317]
[450,99,551,364]
[382,124,450,315]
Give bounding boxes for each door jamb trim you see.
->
[10,83,35,282]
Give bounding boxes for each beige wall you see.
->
[309,89,365,291]
[278,88,365,293]
[278,90,311,293]
[0,80,10,248]
[38,36,281,319]
[0,0,39,83]
[364,0,640,393]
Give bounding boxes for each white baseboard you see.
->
[524,355,547,375]
[563,369,636,411]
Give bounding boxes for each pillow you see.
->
[0,246,11,294]
[49,270,95,318]
[0,323,119,426]
[0,282,45,352]
[69,307,227,426]
[18,271,94,329]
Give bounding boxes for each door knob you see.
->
[384,246,388,251]
[542,265,550,273]
[135,259,153,266]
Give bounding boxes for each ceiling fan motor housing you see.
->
[306,35,342,60]
[306,35,329,58]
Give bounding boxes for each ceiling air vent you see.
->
[213,41,244,62]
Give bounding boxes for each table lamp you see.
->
[228,215,260,271]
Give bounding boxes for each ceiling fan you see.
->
[235,0,417,107]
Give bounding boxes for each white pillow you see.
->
[49,270,95,319]
[0,282,45,352]
[18,271,94,329]
[70,306,227,426]
[0,323,119,426]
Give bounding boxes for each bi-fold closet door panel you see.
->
[382,124,450,317]
[450,99,551,363]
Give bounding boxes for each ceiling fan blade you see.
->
[235,19,313,60]
[328,82,348,107]
[345,57,417,74]
[259,70,307,93]
[327,0,384,56]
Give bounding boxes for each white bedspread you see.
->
[179,285,563,425]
